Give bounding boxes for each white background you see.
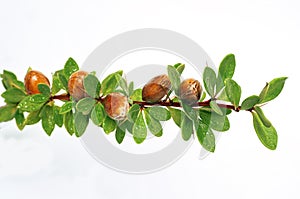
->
[0,0,299,198]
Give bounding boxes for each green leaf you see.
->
[15,109,25,130]
[101,71,123,96]
[1,87,26,103]
[53,106,63,127]
[118,77,129,96]
[76,97,96,114]
[133,111,147,144]
[225,79,241,109]
[74,111,89,137]
[128,81,134,97]
[241,95,260,110]
[252,111,277,150]
[91,103,105,126]
[167,65,181,95]
[1,70,25,90]
[217,89,230,102]
[148,106,171,121]
[130,88,142,101]
[145,110,163,137]
[60,101,73,114]
[58,73,68,91]
[182,103,198,122]
[84,74,101,98]
[103,116,117,134]
[127,104,140,123]
[118,120,134,134]
[25,110,41,125]
[181,115,193,141]
[167,107,183,127]
[115,126,126,144]
[216,54,236,93]
[219,54,236,80]
[174,63,185,74]
[254,106,272,127]
[41,105,55,136]
[64,57,79,79]
[199,91,206,102]
[199,109,230,132]
[0,105,17,122]
[209,101,223,115]
[203,67,217,97]
[51,72,63,94]
[18,94,49,112]
[64,111,75,136]
[259,77,287,103]
[37,84,51,96]
[196,122,216,152]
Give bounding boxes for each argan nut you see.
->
[179,78,202,105]
[103,92,129,121]
[68,70,89,101]
[142,74,171,102]
[24,70,50,95]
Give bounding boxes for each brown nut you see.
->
[179,78,202,105]
[103,92,129,121]
[24,70,50,95]
[68,70,89,101]
[142,74,171,102]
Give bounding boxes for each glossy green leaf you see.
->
[58,73,68,91]
[51,71,63,94]
[254,106,272,127]
[216,54,236,93]
[199,91,207,102]
[128,81,134,97]
[91,103,105,126]
[203,67,217,97]
[38,84,51,96]
[196,122,216,152]
[84,74,101,98]
[64,111,75,136]
[1,87,26,103]
[76,97,96,114]
[209,101,223,115]
[130,88,142,101]
[41,105,55,136]
[127,104,140,123]
[252,112,277,150]
[167,107,183,127]
[241,95,260,110]
[181,115,193,141]
[259,77,287,103]
[101,71,123,96]
[148,106,171,121]
[1,70,25,90]
[0,104,17,122]
[25,110,41,125]
[225,79,241,109]
[145,110,163,137]
[259,83,269,102]
[15,109,25,130]
[18,94,49,112]
[60,101,73,114]
[53,106,63,127]
[74,111,89,137]
[133,111,147,144]
[199,110,230,132]
[115,126,126,144]
[167,65,181,95]
[103,116,117,134]
[174,63,185,74]
[64,57,79,79]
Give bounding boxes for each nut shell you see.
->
[142,74,171,102]
[179,78,202,105]
[103,92,129,121]
[68,71,89,101]
[24,70,50,95]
